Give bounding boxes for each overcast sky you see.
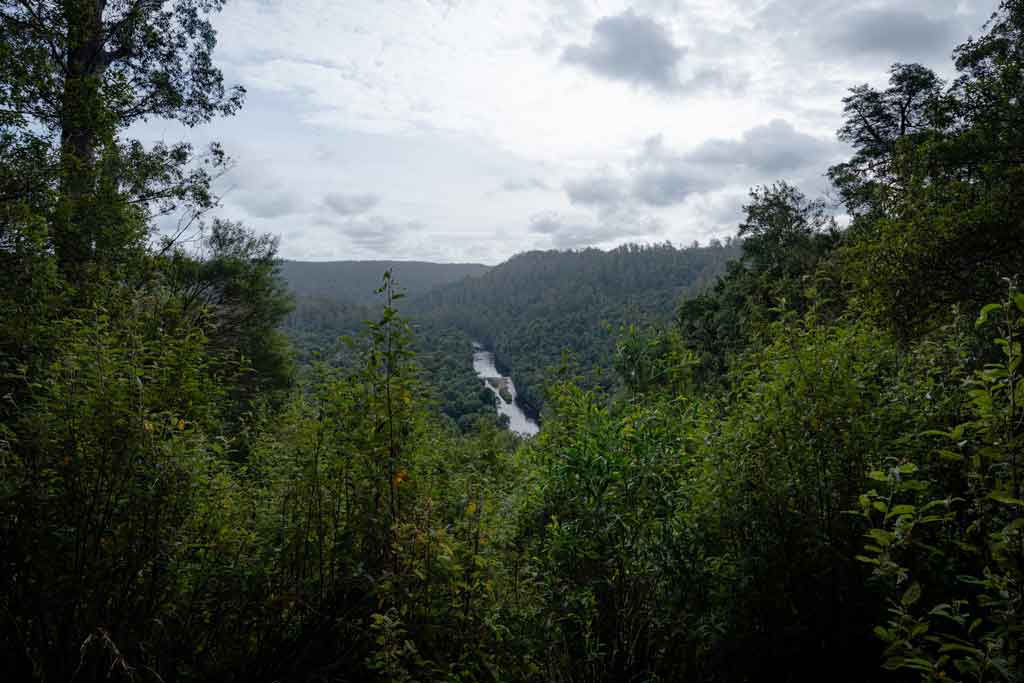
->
[140,0,997,264]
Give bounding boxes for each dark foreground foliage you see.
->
[2,1,1023,682]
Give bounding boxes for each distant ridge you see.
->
[279,260,490,306]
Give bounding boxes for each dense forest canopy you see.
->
[409,240,739,410]
[2,1,1024,682]
[282,241,739,422]
[280,260,491,307]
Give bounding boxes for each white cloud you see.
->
[129,0,1000,263]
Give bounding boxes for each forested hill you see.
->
[412,241,740,408]
[279,259,490,306]
[281,242,739,424]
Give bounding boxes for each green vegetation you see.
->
[2,1,1023,682]
[412,241,739,412]
[282,243,737,428]
[279,261,500,431]
[279,260,490,308]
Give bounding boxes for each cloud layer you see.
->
[562,10,686,91]
[562,119,843,220]
[324,192,380,217]
[139,0,997,262]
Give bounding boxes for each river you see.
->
[472,344,540,437]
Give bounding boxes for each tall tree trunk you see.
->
[56,0,108,281]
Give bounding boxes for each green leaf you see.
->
[881,657,904,670]
[887,504,916,518]
[976,302,1003,328]
[902,582,922,607]
[1012,291,1024,313]
[938,643,981,656]
[910,622,929,638]
[867,528,894,547]
[988,491,1024,506]
[1005,518,1024,533]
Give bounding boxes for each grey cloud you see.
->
[528,212,616,249]
[562,10,685,91]
[628,121,843,208]
[822,8,957,61]
[237,190,300,219]
[628,135,714,206]
[154,211,186,238]
[564,174,626,208]
[328,216,422,252]
[324,191,380,217]
[689,191,749,233]
[528,211,663,249]
[535,0,592,53]
[634,0,688,13]
[502,177,550,192]
[632,167,711,207]
[686,67,749,96]
[221,162,302,219]
[560,122,840,214]
[345,226,397,251]
[689,119,841,174]
[529,213,573,235]
[756,1,989,67]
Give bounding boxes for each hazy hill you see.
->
[279,259,490,307]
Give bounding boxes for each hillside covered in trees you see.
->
[411,241,739,411]
[283,241,739,424]
[279,261,495,428]
[280,260,490,307]
[2,1,1024,683]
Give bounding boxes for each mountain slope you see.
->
[279,260,490,307]
[412,241,740,410]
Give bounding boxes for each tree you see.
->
[0,5,280,679]
[857,289,1024,681]
[828,63,949,218]
[675,183,841,386]
[952,0,1024,152]
[163,219,296,414]
[737,181,836,279]
[835,1,1024,336]
[0,0,243,285]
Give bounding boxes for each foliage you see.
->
[0,0,243,289]
[162,219,296,412]
[279,260,489,308]
[857,286,1024,682]
[675,183,842,387]
[1,292,237,681]
[834,2,1024,337]
[413,241,739,411]
[3,1,1024,682]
